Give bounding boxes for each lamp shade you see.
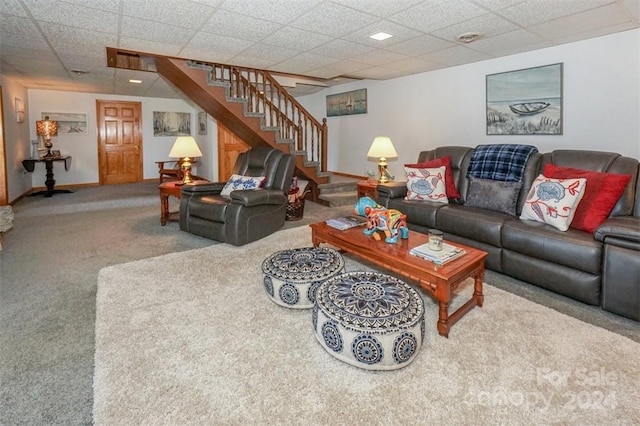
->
[367,136,397,159]
[169,136,202,158]
[36,116,58,136]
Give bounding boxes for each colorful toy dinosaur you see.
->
[354,197,409,244]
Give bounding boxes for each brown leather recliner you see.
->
[179,147,295,246]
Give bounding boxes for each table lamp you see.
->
[169,136,202,184]
[367,136,397,183]
[36,116,58,158]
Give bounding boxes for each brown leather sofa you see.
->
[179,147,295,246]
[377,146,639,321]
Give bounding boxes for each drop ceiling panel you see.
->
[289,3,379,37]
[177,47,235,65]
[467,29,550,56]
[1,0,29,16]
[270,52,339,75]
[219,0,323,25]
[351,49,410,66]
[0,14,41,37]
[331,0,425,17]
[59,0,121,13]
[387,34,456,56]
[430,12,519,41]
[622,0,640,20]
[233,42,301,63]
[310,39,375,59]
[497,0,614,27]
[40,23,117,57]
[390,1,487,32]
[386,56,446,74]
[25,0,118,33]
[354,65,411,80]
[1,46,59,64]
[186,32,253,55]
[426,45,493,66]
[120,16,195,45]
[121,0,216,28]
[528,4,632,40]
[262,27,333,51]
[306,61,371,79]
[118,37,184,57]
[0,0,635,98]
[341,20,424,47]
[201,10,282,41]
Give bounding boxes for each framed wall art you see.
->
[41,112,87,133]
[326,89,367,117]
[153,111,191,136]
[198,111,207,135]
[486,63,563,135]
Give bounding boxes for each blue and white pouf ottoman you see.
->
[262,247,345,309]
[313,271,425,370]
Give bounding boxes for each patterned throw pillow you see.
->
[542,164,632,233]
[220,175,266,197]
[404,166,449,203]
[405,156,461,199]
[520,175,587,231]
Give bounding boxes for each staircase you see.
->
[106,48,332,202]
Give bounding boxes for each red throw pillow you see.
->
[405,156,461,199]
[543,164,632,233]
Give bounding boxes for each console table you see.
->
[22,156,73,197]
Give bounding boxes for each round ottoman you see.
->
[313,271,425,370]
[262,247,345,309]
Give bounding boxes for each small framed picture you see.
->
[198,111,207,135]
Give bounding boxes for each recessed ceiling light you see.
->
[129,79,142,84]
[455,32,483,43]
[70,69,89,75]
[369,32,393,41]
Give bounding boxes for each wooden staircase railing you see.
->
[190,61,328,174]
[106,48,331,193]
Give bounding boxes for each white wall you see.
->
[1,76,32,202]
[298,29,640,180]
[23,90,217,195]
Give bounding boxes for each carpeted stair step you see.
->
[318,179,358,195]
[318,191,358,207]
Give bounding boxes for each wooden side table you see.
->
[159,181,183,225]
[22,156,73,197]
[357,180,379,200]
[159,180,210,225]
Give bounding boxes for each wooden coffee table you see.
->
[310,221,488,337]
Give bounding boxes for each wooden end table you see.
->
[159,181,183,225]
[310,221,487,337]
[159,180,209,225]
[357,180,379,199]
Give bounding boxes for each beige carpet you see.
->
[94,226,639,425]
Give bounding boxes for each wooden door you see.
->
[97,100,142,184]
[217,122,250,181]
